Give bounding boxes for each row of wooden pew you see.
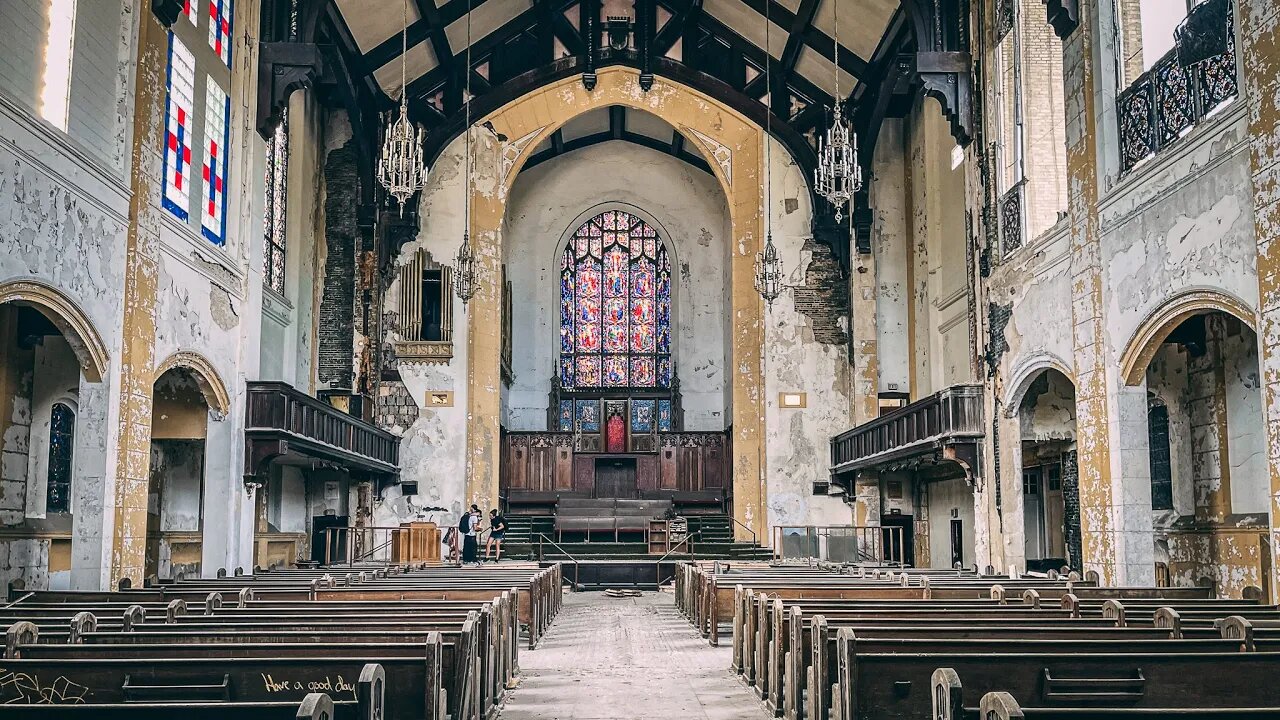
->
[676,561,1280,720]
[1,562,563,718]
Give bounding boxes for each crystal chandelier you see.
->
[454,0,478,304]
[813,0,862,223]
[754,0,784,305]
[376,0,427,214]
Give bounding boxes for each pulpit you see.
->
[391,522,441,564]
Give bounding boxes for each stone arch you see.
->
[0,279,109,382]
[467,66,766,538]
[1118,288,1256,386]
[1003,353,1076,416]
[152,351,232,417]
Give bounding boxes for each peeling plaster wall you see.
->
[764,137,852,528]
[377,130,474,529]
[1098,112,1256,358]
[501,140,732,431]
[906,98,972,397]
[927,477,976,569]
[1146,344,1196,520]
[1222,324,1266,515]
[872,119,910,395]
[150,439,203,532]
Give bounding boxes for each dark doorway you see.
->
[594,458,637,498]
[311,513,349,564]
[880,514,914,566]
[950,518,964,567]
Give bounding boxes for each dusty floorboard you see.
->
[497,591,773,719]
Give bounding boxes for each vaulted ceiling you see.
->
[323,0,909,154]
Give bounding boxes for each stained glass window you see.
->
[200,79,231,245]
[559,211,671,389]
[45,403,75,513]
[161,33,196,221]
[263,111,288,294]
[208,0,234,67]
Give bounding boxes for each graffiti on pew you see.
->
[260,673,356,697]
[0,669,90,704]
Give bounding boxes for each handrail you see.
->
[535,533,581,589]
[655,530,702,564]
[726,517,757,546]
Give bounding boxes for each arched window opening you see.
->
[45,402,75,513]
[559,210,672,389]
[1148,401,1173,511]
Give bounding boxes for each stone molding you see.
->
[0,279,110,382]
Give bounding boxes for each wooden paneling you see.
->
[503,431,728,498]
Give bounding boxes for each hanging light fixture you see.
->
[754,0,784,305]
[454,0,478,304]
[813,0,862,223]
[377,0,428,214]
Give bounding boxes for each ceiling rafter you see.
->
[734,0,870,78]
[523,125,715,174]
[360,0,493,74]
[741,0,820,104]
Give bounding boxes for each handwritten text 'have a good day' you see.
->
[261,673,356,697]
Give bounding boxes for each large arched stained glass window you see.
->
[560,210,672,388]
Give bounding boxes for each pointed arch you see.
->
[153,351,232,417]
[0,279,109,382]
[1118,289,1256,386]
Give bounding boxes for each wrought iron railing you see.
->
[1117,0,1237,173]
[1000,184,1023,255]
[829,384,985,475]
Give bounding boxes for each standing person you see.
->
[485,509,507,562]
[462,504,482,566]
[453,507,472,567]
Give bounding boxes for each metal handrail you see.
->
[726,517,757,546]
[654,530,701,564]
[535,532,581,589]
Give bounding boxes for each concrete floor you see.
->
[497,591,773,720]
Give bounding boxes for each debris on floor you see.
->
[603,588,643,597]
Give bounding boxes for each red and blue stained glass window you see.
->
[560,211,671,388]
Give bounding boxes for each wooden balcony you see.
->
[243,381,400,487]
[829,384,984,483]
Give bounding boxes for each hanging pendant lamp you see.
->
[377,0,428,214]
[813,0,862,223]
[754,0,784,305]
[454,0,478,304]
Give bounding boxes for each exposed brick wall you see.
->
[792,239,850,345]
[318,142,358,389]
[375,380,419,434]
[985,301,1013,377]
[1061,449,1083,573]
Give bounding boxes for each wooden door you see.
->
[594,458,637,498]
[1044,463,1066,558]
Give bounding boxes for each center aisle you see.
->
[497,591,773,720]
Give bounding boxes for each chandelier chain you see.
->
[813,0,861,223]
[754,0,784,306]
[454,0,479,304]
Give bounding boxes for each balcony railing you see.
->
[1117,0,1237,173]
[244,381,399,483]
[830,384,985,476]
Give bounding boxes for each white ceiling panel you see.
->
[336,0,419,54]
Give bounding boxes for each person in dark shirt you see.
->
[461,504,482,566]
[485,509,507,562]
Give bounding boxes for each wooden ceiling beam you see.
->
[735,0,869,78]
[361,0,494,75]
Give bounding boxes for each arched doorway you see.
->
[0,281,108,590]
[1131,308,1266,596]
[1015,368,1081,573]
[146,366,212,580]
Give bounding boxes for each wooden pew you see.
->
[0,685,370,719]
[832,640,1280,720]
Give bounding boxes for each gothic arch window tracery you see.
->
[558,210,672,390]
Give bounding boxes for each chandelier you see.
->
[377,0,427,214]
[754,0,784,305]
[813,0,862,222]
[454,0,479,304]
